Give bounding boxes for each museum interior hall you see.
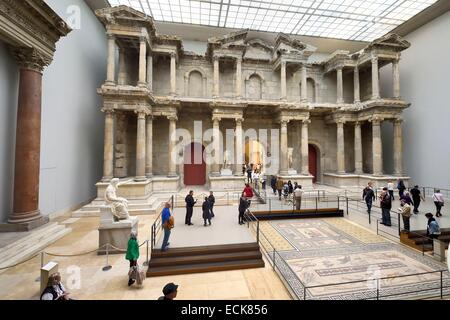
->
[0,0,449,301]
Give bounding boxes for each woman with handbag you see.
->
[126,231,140,286]
[433,189,445,217]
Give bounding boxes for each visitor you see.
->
[252,170,260,188]
[283,181,289,202]
[246,164,253,184]
[238,195,250,225]
[202,197,212,227]
[40,272,72,300]
[271,176,277,195]
[243,183,254,205]
[126,231,140,286]
[261,174,266,190]
[276,178,284,201]
[288,180,294,195]
[410,185,425,214]
[379,187,392,226]
[185,190,197,225]
[397,179,406,198]
[400,191,413,206]
[158,283,178,300]
[242,163,247,176]
[425,213,441,240]
[294,185,303,210]
[398,200,411,232]
[161,202,173,252]
[387,180,395,201]
[363,182,375,214]
[432,189,444,217]
[208,191,215,218]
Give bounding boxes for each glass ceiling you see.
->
[108,0,438,41]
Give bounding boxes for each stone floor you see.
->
[0,212,290,300]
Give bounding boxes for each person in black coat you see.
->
[208,191,215,218]
[185,190,197,225]
[238,195,250,225]
[202,197,212,226]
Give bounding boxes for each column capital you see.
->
[212,116,222,123]
[10,47,51,73]
[354,65,359,71]
[235,117,244,124]
[369,116,383,125]
[335,119,346,125]
[167,115,178,122]
[336,66,343,71]
[302,118,311,125]
[354,121,362,127]
[139,35,147,43]
[281,60,287,68]
[280,119,289,126]
[236,56,242,63]
[213,55,220,62]
[101,107,115,115]
[107,32,116,40]
[371,56,379,64]
[170,51,177,59]
[392,117,403,124]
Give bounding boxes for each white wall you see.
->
[0,42,19,222]
[380,11,450,188]
[0,0,107,222]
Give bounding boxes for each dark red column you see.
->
[9,68,44,224]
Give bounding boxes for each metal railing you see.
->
[150,195,174,252]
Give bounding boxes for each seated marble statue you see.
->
[105,178,130,221]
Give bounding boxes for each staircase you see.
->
[0,222,71,271]
[147,242,265,277]
[401,228,450,251]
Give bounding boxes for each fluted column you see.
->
[336,120,345,174]
[118,48,127,85]
[234,118,244,176]
[102,108,115,182]
[170,52,177,96]
[301,119,310,175]
[354,122,363,174]
[354,66,360,103]
[236,57,242,98]
[211,117,221,176]
[371,117,383,176]
[336,67,344,104]
[301,64,307,102]
[135,110,147,181]
[279,120,289,175]
[393,118,403,175]
[213,56,219,98]
[106,34,116,85]
[145,116,153,178]
[280,61,287,100]
[393,58,400,99]
[168,116,178,177]
[147,54,153,91]
[371,56,380,100]
[138,37,147,87]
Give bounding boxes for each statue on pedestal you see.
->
[105,178,130,221]
[288,148,294,169]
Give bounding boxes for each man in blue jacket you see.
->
[161,202,172,252]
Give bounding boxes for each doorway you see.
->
[308,144,318,183]
[184,143,206,186]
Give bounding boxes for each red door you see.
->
[308,144,318,183]
[184,143,206,186]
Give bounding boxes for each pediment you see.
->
[369,33,411,51]
[274,33,307,52]
[95,5,154,27]
[208,30,248,47]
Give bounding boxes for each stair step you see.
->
[0,227,71,269]
[149,250,262,267]
[151,242,260,258]
[146,258,265,277]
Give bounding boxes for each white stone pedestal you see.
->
[209,175,246,191]
[288,169,298,175]
[98,206,139,255]
[220,168,233,176]
[433,239,446,262]
[277,174,314,188]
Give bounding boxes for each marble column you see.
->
[371,56,380,100]
[102,108,115,182]
[393,118,403,175]
[393,58,400,99]
[279,120,289,175]
[336,120,346,174]
[301,119,310,175]
[106,33,116,85]
[280,61,287,100]
[354,66,360,103]
[170,52,177,96]
[236,57,242,98]
[145,116,153,178]
[213,56,219,98]
[234,118,244,176]
[301,64,307,102]
[118,48,127,85]
[9,50,47,225]
[211,117,221,176]
[138,37,147,87]
[371,117,383,176]
[354,121,363,174]
[168,116,178,177]
[135,110,147,181]
[147,53,153,91]
[336,67,344,104]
